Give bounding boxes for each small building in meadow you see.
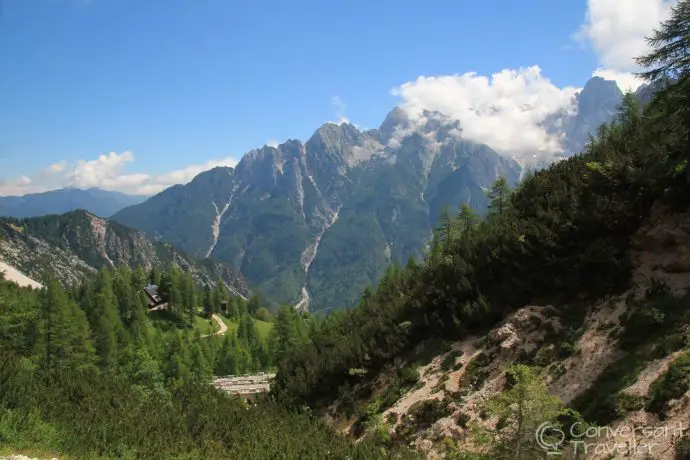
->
[143,283,164,309]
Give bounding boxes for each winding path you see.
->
[200,314,228,338]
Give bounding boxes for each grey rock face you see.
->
[113,111,521,312]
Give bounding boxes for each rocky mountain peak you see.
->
[577,76,623,115]
[377,106,411,144]
[306,121,380,168]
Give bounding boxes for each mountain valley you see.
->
[112,76,641,313]
[2,2,690,458]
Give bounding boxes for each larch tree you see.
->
[487,176,511,218]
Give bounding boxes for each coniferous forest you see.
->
[0,265,418,459]
[2,2,690,459]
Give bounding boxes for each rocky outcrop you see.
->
[0,211,249,296]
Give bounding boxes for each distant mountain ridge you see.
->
[0,187,147,218]
[0,210,249,297]
[113,108,522,313]
[112,76,657,313]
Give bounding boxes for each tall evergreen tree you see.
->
[486,176,511,218]
[91,269,126,369]
[38,278,96,378]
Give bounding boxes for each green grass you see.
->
[219,315,273,340]
[253,318,273,339]
[193,316,218,335]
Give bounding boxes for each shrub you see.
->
[534,344,557,366]
[459,353,491,390]
[647,351,690,417]
[441,350,463,371]
[615,392,647,415]
[557,341,575,359]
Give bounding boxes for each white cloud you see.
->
[48,161,66,173]
[592,68,645,92]
[577,0,677,90]
[0,151,239,197]
[0,176,34,196]
[391,66,580,162]
[387,0,678,162]
[330,95,350,124]
[266,139,280,148]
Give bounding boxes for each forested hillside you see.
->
[111,73,648,314]
[270,4,690,457]
[2,3,690,459]
[0,265,418,459]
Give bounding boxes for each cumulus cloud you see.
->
[330,96,349,124]
[592,68,645,92]
[387,0,678,163]
[391,66,579,161]
[577,0,677,90]
[0,151,239,197]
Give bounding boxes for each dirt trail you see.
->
[200,314,228,338]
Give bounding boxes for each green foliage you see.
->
[458,352,491,390]
[647,350,690,417]
[573,291,690,424]
[616,392,647,414]
[396,399,450,441]
[269,24,690,443]
[486,176,512,219]
[0,269,419,459]
[676,434,690,460]
[478,365,565,459]
[441,350,463,371]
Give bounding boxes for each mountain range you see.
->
[0,77,650,313]
[112,76,647,313]
[0,210,249,297]
[0,187,147,218]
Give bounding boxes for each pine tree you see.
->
[487,176,511,218]
[203,285,212,313]
[438,204,455,252]
[483,365,565,459]
[635,0,690,82]
[247,295,261,316]
[149,265,162,286]
[457,203,479,239]
[271,306,300,364]
[635,0,690,185]
[91,269,125,369]
[216,333,240,375]
[187,341,210,384]
[38,278,96,378]
[180,272,196,326]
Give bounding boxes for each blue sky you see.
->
[0,0,672,195]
